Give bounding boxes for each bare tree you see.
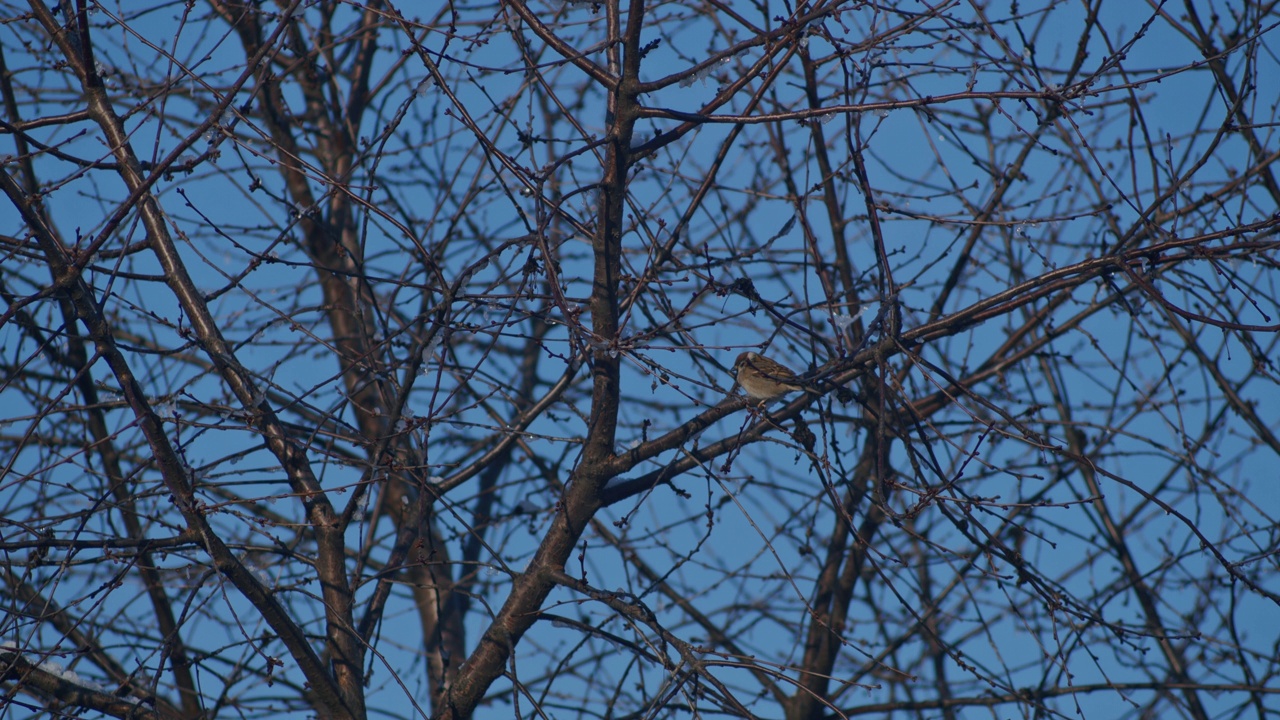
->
[3,2,1279,719]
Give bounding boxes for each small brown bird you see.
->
[732,351,808,400]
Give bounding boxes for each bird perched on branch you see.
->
[732,351,810,401]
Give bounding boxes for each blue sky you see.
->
[2,1,1278,718]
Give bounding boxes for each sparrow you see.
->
[732,351,808,400]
